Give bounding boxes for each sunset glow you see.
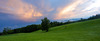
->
[0,0,100,30]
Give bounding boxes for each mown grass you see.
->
[0,19,100,41]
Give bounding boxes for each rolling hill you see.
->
[0,19,100,41]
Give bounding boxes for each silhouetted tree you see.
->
[0,32,2,35]
[13,24,40,33]
[3,27,12,35]
[41,17,50,32]
[50,21,64,27]
[88,14,100,20]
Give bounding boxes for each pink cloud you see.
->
[54,0,100,20]
[0,0,43,22]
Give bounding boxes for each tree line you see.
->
[0,14,100,35]
[0,17,64,35]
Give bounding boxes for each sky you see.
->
[0,0,100,32]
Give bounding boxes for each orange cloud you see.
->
[0,0,43,22]
[54,0,87,20]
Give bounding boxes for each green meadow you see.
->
[0,19,100,41]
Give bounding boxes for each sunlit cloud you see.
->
[0,0,43,22]
[54,0,85,20]
[82,0,100,11]
[0,0,100,21]
[1,0,100,30]
[54,0,100,20]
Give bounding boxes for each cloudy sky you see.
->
[0,0,100,31]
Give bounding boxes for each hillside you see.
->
[0,19,100,41]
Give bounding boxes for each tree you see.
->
[3,27,12,35]
[0,32,2,35]
[41,17,50,32]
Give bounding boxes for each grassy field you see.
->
[0,19,100,41]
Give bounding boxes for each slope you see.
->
[0,19,100,41]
